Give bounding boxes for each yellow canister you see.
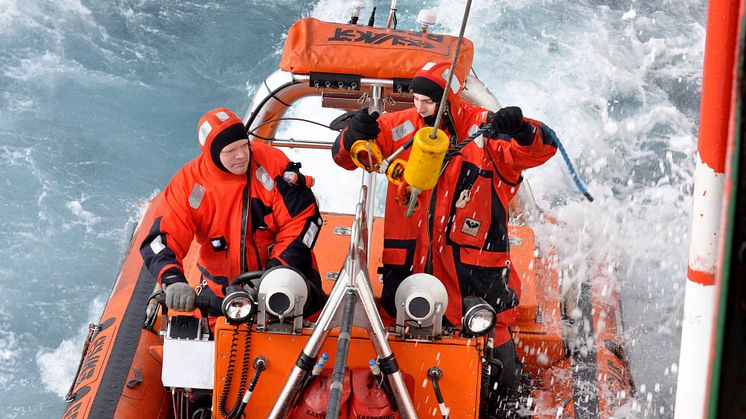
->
[403,126,449,190]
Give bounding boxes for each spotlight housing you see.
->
[394,273,448,339]
[461,296,496,337]
[221,285,255,325]
[257,266,308,333]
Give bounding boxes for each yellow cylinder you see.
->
[403,127,449,190]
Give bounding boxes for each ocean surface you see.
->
[0,0,706,417]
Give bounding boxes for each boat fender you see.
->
[288,369,351,418]
[350,367,414,418]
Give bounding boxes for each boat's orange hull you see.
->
[62,194,170,419]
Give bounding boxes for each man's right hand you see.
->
[491,106,525,134]
[164,281,196,312]
[490,106,534,145]
[344,109,381,150]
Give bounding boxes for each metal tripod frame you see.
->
[268,182,417,418]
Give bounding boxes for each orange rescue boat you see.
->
[63,13,633,419]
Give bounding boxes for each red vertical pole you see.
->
[675,0,740,418]
[710,0,746,416]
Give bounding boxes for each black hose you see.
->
[326,291,357,418]
[370,359,398,412]
[428,367,449,419]
[232,356,267,419]
[479,330,495,417]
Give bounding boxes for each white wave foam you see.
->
[2,52,84,82]
[0,328,19,389]
[310,0,358,22]
[64,198,102,232]
[55,0,92,16]
[2,91,35,112]
[1,49,141,88]
[0,0,22,30]
[0,0,94,39]
[36,296,105,398]
[0,145,33,166]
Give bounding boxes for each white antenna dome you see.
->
[416,9,437,32]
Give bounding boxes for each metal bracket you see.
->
[267,185,417,418]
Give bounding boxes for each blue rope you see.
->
[543,124,594,202]
[449,122,593,202]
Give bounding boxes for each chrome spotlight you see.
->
[221,285,255,325]
[257,266,308,333]
[461,296,496,337]
[394,273,448,339]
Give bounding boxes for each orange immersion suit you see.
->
[141,109,326,318]
[332,98,557,345]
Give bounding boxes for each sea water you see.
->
[0,0,705,417]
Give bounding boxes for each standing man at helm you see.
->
[141,108,327,329]
[332,61,558,410]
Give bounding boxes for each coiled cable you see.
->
[218,326,253,418]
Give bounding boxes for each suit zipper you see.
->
[240,174,250,273]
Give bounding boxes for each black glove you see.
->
[343,109,380,150]
[491,106,534,145]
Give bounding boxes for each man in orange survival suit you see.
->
[331,62,557,406]
[141,107,326,327]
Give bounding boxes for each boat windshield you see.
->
[271,96,389,217]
